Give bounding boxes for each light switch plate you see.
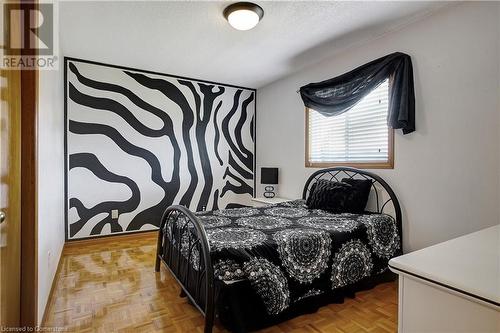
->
[111,209,119,219]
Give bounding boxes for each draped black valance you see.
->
[299,52,415,134]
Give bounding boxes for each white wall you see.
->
[498,3,500,224]
[37,66,65,322]
[257,2,500,252]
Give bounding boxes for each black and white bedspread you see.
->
[175,199,401,316]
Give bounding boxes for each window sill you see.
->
[305,161,394,169]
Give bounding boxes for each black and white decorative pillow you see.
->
[341,178,372,213]
[305,182,318,207]
[306,179,356,213]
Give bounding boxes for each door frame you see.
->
[19,0,39,327]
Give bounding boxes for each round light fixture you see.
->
[223,2,264,31]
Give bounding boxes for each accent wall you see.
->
[65,58,256,240]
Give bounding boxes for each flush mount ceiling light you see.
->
[223,2,264,31]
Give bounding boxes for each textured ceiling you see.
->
[60,1,450,88]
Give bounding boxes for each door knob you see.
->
[0,211,5,223]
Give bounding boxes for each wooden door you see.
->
[0,5,22,327]
[0,68,22,328]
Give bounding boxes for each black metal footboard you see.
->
[155,205,214,333]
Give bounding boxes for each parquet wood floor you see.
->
[43,232,398,333]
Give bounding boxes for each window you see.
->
[306,79,394,168]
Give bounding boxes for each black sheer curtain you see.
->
[299,52,415,134]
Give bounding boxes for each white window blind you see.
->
[308,79,389,163]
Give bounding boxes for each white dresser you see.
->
[389,225,500,333]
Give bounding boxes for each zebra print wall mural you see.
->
[64,58,256,240]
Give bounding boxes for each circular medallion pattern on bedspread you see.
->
[297,216,359,232]
[264,207,310,218]
[362,214,400,258]
[213,207,260,217]
[197,216,232,229]
[243,258,290,315]
[205,227,267,251]
[236,216,292,230]
[331,239,373,289]
[273,228,331,283]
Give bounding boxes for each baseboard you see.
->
[64,229,158,248]
[40,244,64,327]
[65,229,158,243]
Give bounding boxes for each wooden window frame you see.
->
[304,107,394,169]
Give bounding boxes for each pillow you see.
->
[341,178,372,213]
[305,182,317,207]
[306,179,356,213]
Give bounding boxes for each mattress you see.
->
[172,199,401,318]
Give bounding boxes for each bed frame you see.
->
[155,167,402,333]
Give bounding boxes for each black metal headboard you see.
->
[302,167,402,242]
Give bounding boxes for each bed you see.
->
[155,167,403,333]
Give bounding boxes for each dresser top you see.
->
[389,224,499,307]
[251,197,290,205]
